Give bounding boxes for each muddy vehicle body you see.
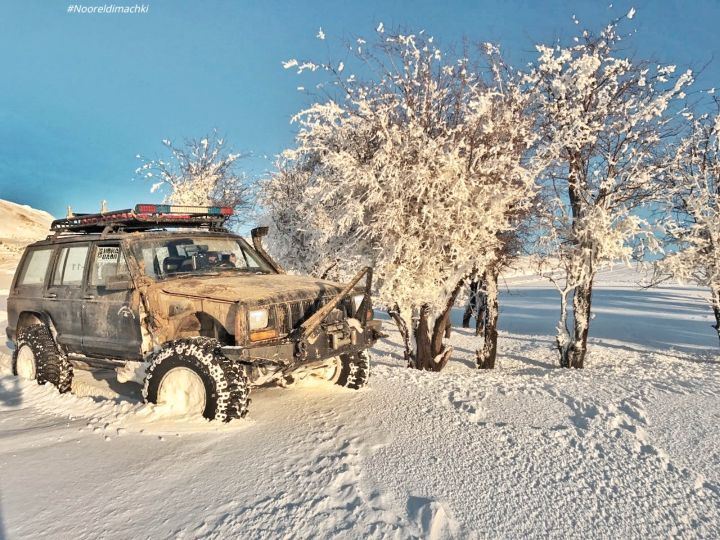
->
[6,204,382,420]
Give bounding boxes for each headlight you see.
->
[352,294,365,313]
[248,308,269,330]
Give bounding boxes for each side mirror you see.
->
[105,275,134,291]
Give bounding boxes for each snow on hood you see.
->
[159,272,346,304]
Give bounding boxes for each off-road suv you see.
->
[5,204,382,421]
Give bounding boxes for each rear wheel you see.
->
[331,350,371,390]
[15,345,37,380]
[12,324,73,393]
[143,338,249,421]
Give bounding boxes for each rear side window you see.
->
[90,246,130,286]
[17,249,53,286]
[52,246,89,286]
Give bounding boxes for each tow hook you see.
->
[294,340,307,361]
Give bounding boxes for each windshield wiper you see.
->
[215,267,271,275]
[164,271,221,279]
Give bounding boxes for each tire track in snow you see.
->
[179,405,417,539]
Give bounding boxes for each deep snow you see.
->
[0,230,719,538]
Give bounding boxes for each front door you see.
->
[81,243,142,359]
[44,243,90,354]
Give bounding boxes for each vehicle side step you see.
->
[67,354,127,370]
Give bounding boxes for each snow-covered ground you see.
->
[0,216,718,538]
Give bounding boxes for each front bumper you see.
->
[221,319,383,370]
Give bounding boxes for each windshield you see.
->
[131,235,274,279]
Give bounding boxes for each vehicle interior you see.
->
[135,236,273,279]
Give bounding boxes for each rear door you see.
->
[81,242,142,359]
[8,247,54,339]
[44,243,90,353]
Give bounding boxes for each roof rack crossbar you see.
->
[50,204,233,234]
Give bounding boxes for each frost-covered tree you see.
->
[656,105,720,345]
[136,131,252,224]
[528,16,692,368]
[263,30,539,371]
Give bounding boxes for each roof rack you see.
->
[50,204,233,234]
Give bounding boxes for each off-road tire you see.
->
[143,338,249,421]
[12,323,73,393]
[335,350,370,390]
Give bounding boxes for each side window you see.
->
[52,246,89,286]
[90,246,130,286]
[17,248,53,286]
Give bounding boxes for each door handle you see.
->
[84,294,95,300]
[45,292,57,299]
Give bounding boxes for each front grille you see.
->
[289,299,318,328]
[282,296,353,333]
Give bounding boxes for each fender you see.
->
[11,311,63,352]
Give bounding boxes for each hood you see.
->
[158,273,347,304]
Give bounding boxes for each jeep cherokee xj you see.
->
[6,204,382,421]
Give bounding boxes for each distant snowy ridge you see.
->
[0,199,54,254]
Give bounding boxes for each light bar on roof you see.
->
[134,204,233,216]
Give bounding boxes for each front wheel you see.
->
[331,350,371,390]
[143,338,249,421]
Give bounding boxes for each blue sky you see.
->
[1,0,718,219]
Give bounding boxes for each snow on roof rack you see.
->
[50,204,234,233]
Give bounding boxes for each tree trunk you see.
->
[475,281,487,337]
[477,266,500,369]
[568,280,594,368]
[711,283,720,347]
[388,303,413,366]
[414,304,434,369]
[462,279,478,329]
[462,301,473,329]
[556,287,572,368]
[461,278,488,336]
[561,154,593,368]
[412,280,464,372]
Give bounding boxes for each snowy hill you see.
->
[0,204,718,538]
[0,199,53,255]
